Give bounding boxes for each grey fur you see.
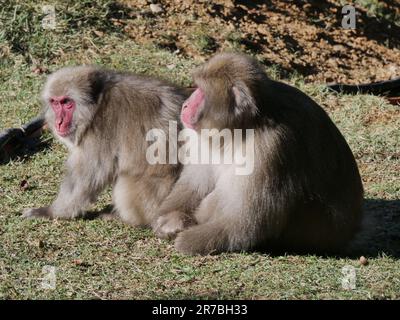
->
[23,65,187,226]
[155,53,364,255]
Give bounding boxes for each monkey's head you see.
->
[181,53,268,131]
[42,65,105,141]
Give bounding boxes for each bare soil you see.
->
[120,0,400,84]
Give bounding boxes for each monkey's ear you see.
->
[232,82,257,116]
[88,71,105,103]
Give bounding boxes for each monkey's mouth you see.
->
[181,117,196,130]
[181,109,200,130]
[56,127,71,137]
[56,121,74,137]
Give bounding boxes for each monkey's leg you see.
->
[174,214,257,255]
[174,220,230,255]
[174,189,260,255]
[112,174,149,226]
[113,171,182,228]
[193,190,220,224]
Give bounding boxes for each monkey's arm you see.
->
[153,182,202,239]
[23,153,107,219]
[22,173,100,219]
[153,165,212,239]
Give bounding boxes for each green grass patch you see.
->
[1,0,399,300]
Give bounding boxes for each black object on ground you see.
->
[0,115,47,163]
[327,77,400,97]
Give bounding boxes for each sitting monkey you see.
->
[155,53,364,255]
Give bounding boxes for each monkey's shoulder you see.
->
[263,80,323,111]
[258,80,335,129]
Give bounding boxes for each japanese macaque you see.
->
[23,66,187,226]
[154,53,364,255]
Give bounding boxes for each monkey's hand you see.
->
[22,207,53,219]
[153,211,195,240]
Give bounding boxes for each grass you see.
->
[355,0,400,25]
[190,28,218,54]
[1,1,400,300]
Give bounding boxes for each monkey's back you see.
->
[254,79,363,253]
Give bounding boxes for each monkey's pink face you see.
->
[181,88,205,130]
[49,96,76,137]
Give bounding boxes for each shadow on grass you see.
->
[346,198,400,258]
[83,205,116,221]
[83,198,400,260]
[261,198,400,259]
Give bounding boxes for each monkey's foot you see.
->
[22,207,52,219]
[154,211,194,240]
[174,224,226,255]
[174,229,207,255]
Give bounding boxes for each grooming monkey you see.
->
[23,65,187,226]
[155,53,364,255]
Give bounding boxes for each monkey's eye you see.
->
[60,98,71,105]
[49,98,55,104]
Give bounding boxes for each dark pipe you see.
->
[0,115,46,163]
[0,115,45,149]
[327,77,400,96]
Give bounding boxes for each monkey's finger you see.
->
[22,207,51,219]
[154,215,184,240]
[154,226,180,240]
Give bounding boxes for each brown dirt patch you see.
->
[119,0,400,84]
[363,105,400,125]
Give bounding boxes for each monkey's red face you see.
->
[50,96,76,137]
[181,88,205,130]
